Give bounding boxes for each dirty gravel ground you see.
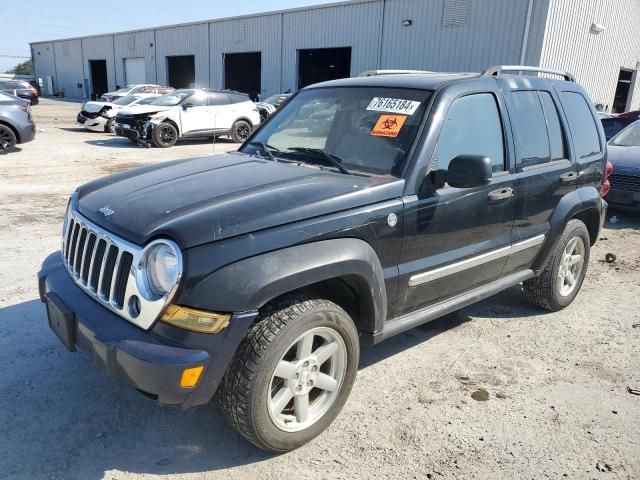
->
[1,99,639,480]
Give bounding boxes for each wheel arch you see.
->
[0,119,20,143]
[184,238,387,335]
[156,117,181,136]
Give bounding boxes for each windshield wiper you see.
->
[247,142,279,162]
[287,147,351,175]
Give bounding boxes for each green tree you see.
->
[9,59,34,76]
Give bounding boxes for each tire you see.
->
[218,295,359,452]
[0,124,17,154]
[105,117,116,134]
[259,108,269,123]
[231,120,252,143]
[523,219,590,311]
[151,122,178,148]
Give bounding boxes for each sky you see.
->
[0,0,337,72]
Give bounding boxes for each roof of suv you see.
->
[308,72,482,91]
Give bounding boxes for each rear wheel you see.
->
[219,295,359,452]
[524,219,590,311]
[151,122,178,148]
[0,124,17,154]
[231,120,251,143]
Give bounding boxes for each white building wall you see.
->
[81,35,117,94]
[52,40,85,98]
[155,23,209,88]
[114,30,157,87]
[540,0,640,110]
[281,1,384,92]
[209,13,283,97]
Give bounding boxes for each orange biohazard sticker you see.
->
[370,115,407,138]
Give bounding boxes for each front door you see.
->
[396,87,517,316]
[179,91,211,135]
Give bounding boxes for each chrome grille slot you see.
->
[59,208,182,330]
[100,245,119,301]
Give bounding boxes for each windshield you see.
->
[150,90,193,106]
[241,87,431,176]
[137,96,157,105]
[115,85,135,93]
[610,121,640,147]
[112,95,138,105]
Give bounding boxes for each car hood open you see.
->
[75,153,403,248]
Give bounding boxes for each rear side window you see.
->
[560,92,601,158]
[433,93,505,173]
[509,91,550,167]
[539,92,566,161]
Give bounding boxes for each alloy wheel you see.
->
[557,236,585,297]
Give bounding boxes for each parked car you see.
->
[606,120,640,211]
[0,91,36,153]
[256,93,292,122]
[100,84,173,103]
[0,79,39,105]
[601,109,640,140]
[39,65,609,452]
[114,88,261,147]
[77,95,161,133]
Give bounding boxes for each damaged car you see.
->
[100,84,173,103]
[256,93,292,122]
[77,95,161,133]
[114,88,261,147]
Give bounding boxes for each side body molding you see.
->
[186,238,388,333]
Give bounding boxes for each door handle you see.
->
[559,172,579,183]
[488,187,514,201]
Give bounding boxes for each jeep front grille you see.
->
[61,209,181,330]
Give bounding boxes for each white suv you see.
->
[114,89,261,147]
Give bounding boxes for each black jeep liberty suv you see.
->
[39,65,611,452]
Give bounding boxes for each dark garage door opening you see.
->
[225,52,261,101]
[89,59,108,97]
[167,55,195,89]
[612,69,634,113]
[298,47,351,90]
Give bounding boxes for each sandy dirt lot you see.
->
[0,99,639,480]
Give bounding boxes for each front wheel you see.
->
[523,219,590,311]
[151,122,178,148]
[231,120,252,143]
[218,295,359,452]
[0,124,17,154]
[105,117,116,134]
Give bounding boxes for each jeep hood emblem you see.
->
[98,206,114,217]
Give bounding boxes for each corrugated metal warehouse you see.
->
[30,0,640,113]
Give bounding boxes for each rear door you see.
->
[208,93,235,130]
[396,81,518,315]
[497,78,579,274]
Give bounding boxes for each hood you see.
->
[76,153,403,249]
[608,145,640,176]
[82,101,113,113]
[118,104,171,116]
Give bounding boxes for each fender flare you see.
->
[183,238,387,333]
[532,186,603,272]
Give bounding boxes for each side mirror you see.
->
[445,155,493,188]
[182,103,194,110]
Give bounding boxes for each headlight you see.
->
[138,240,182,299]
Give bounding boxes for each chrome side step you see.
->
[371,269,534,344]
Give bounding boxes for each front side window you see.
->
[186,91,208,107]
[432,93,505,173]
[241,87,432,176]
[561,91,601,159]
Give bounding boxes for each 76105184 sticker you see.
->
[366,97,421,115]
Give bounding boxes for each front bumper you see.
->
[38,252,258,408]
[77,113,106,132]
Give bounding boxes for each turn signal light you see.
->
[161,305,230,333]
[180,366,204,388]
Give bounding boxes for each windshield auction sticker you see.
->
[371,115,407,138]
[366,97,421,115]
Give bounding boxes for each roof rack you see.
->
[357,69,435,77]
[482,65,575,82]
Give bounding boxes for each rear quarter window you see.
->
[560,92,601,158]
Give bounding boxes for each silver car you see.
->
[0,91,36,153]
